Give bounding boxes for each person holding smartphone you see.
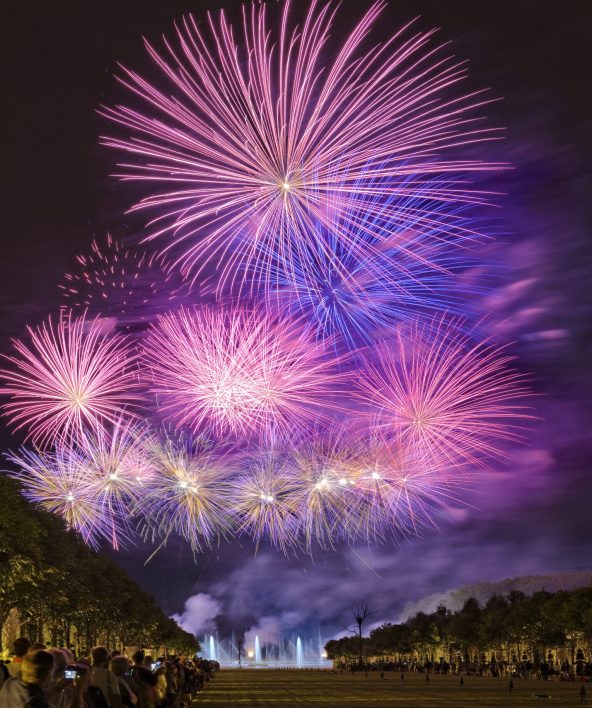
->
[110,657,137,707]
[57,663,110,708]
[130,651,157,708]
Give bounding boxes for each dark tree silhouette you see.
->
[352,603,375,668]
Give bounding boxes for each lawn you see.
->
[194,669,589,706]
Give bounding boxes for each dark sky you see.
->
[1,0,591,644]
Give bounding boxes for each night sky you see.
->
[2,0,591,643]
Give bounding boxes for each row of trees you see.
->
[0,476,198,656]
[326,589,592,666]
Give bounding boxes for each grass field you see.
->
[193,669,589,706]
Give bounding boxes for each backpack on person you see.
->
[86,685,110,708]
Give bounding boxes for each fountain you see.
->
[199,628,332,668]
[254,635,262,663]
[296,636,303,667]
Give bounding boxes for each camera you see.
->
[150,662,161,671]
[64,669,78,680]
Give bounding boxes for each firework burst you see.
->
[5,445,125,549]
[59,233,193,328]
[350,436,467,542]
[101,1,503,289]
[232,449,301,554]
[138,434,233,552]
[287,432,361,550]
[0,311,141,447]
[78,417,152,549]
[356,319,531,468]
[143,306,342,438]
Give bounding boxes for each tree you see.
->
[0,476,199,655]
[351,604,374,667]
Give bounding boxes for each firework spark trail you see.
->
[0,311,142,447]
[143,305,343,438]
[356,318,532,469]
[138,434,234,553]
[100,0,504,290]
[59,233,196,327]
[263,174,494,348]
[5,445,124,549]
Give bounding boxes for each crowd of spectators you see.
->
[333,656,592,682]
[0,637,218,708]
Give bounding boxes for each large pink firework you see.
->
[100,1,502,290]
[356,319,531,468]
[0,311,141,447]
[143,306,341,438]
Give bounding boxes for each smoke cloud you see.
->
[171,592,222,635]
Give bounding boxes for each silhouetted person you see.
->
[460,676,464,686]
[0,649,54,708]
[8,638,31,679]
[91,647,121,708]
[133,650,159,708]
[581,684,587,704]
[425,673,429,682]
[509,679,514,694]
[110,656,137,708]
[400,673,404,681]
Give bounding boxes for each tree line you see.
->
[0,476,198,656]
[326,588,592,666]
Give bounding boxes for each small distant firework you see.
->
[6,446,121,549]
[356,319,530,468]
[143,306,342,438]
[139,434,234,552]
[0,311,141,447]
[232,449,301,554]
[59,233,192,328]
[100,2,502,288]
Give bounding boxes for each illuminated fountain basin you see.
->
[201,632,332,668]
